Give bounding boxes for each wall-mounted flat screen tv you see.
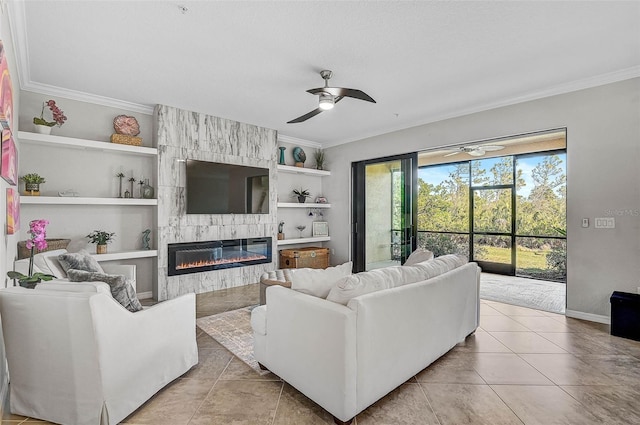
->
[186,159,269,214]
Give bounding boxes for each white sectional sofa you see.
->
[251,257,480,424]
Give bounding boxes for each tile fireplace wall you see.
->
[155,105,278,301]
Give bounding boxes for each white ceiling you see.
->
[8,1,640,147]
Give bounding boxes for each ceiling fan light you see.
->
[318,93,334,110]
[468,149,485,157]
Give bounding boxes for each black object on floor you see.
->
[610,291,640,341]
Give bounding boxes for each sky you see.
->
[418,153,566,199]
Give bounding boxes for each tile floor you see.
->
[4,284,640,425]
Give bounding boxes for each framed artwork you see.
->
[6,188,19,235]
[312,221,329,237]
[1,129,17,185]
[0,41,13,130]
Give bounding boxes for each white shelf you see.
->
[20,196,157,206]
[277,164,330,176]
[277,202,331,208]
[18,131,158,157]
[277,236,331,246]
[91,249,158,262]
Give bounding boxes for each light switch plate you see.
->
[595,217,615,229]
[582,218,589,228]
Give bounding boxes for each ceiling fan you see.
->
[443,145,505,157]
[287,70,376,124]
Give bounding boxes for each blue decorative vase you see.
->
[278,147,286,165]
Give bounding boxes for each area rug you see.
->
[196,306,269,375]
[480,273,566,314]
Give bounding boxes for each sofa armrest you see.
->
[90,293,198,422]
[35,280,111,296]
[263,285,357,421]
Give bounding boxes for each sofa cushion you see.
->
[403,248,434,266]
[58,250,105,274]
[67,269,142,312]
[32,249,68,278]
[289,261,352,298]
[411,254,468,279]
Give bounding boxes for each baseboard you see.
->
[565,309,610,325]
[137,291,153,300]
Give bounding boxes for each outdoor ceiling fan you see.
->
[443,145,505,157]
[287,70,376,124]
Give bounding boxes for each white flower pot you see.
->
[34,124,52,135]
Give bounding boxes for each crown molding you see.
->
[277,134,322,149]
[7,0,154,115]
[323,66,640,149]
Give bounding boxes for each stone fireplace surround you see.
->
[155,105,277,301]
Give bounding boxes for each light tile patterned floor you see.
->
[3,284,640,425]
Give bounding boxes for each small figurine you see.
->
[142,229,151,250]
[278,221,285,240]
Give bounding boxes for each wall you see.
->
[156,105,277,301]
[0,0,21,413]
[324,78,640,321]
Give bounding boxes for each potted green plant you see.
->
[314,149,326,170]
[21,173,46,196]
[86,230,115,254]
[292,188,311,203]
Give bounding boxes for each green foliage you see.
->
[292,188,310,197]
[20,173,46,184]
[86,230,115,245]
[7,271,54,288]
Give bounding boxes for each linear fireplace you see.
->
[168,238,272,276]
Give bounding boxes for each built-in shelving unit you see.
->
[18,131,158,157]
[277,236,331,246]
[91,249,158,262]
[20,196,157,205]
[277,202,331,208]
[277,164,331,177]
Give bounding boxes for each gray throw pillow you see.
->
[58,250,105,274]
[67,269,143,312]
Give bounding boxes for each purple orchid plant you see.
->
[7,219,55,288]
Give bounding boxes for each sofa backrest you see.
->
[14,249,69,278]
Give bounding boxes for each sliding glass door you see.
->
[352,153,417,272]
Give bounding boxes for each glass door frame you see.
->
[470,184,516,275]
[351,152,418,272]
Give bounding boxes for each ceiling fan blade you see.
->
[287,97,343,124]
[480,145,505,152]
[443,151,461,157]
[307,87,376,103]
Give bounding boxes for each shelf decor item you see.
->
[278,146,286,165]
[278,221,285,240]
[1,129,18,185]
[86,229,115,254]
[8,219,55,288]
[128,177,135,196]
[292,188,310,203]
[111,115,142,146]
[292,146,306,167]
[142,229,151,250]
[312,221,329,237]
[20,173,45,196]
[116,172,125,198]
[33,99,67,134]
[141,178,154,199]
[314,149,326,170]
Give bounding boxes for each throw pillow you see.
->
[32,249,68,278]
[58,250,105,274]
[67,269,143,312]
[403,248,434,266]
[289,261,353,298]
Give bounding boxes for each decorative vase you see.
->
[278,147,286,165]
[297,195,306,203]
[142,179,154,199]
[34,124,52,135]
[96,244,107,254]
[24,183,40,196]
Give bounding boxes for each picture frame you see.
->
[312,221,329,237]
[6,187,19,235]
[0,40,14,130]
[1,129,17,185]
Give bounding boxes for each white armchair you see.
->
[0,286,198,425]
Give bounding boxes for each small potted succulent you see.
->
[21,173,46,196]
[314,149,326,170]
[86,230,115,254]
[292,188,311,203]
